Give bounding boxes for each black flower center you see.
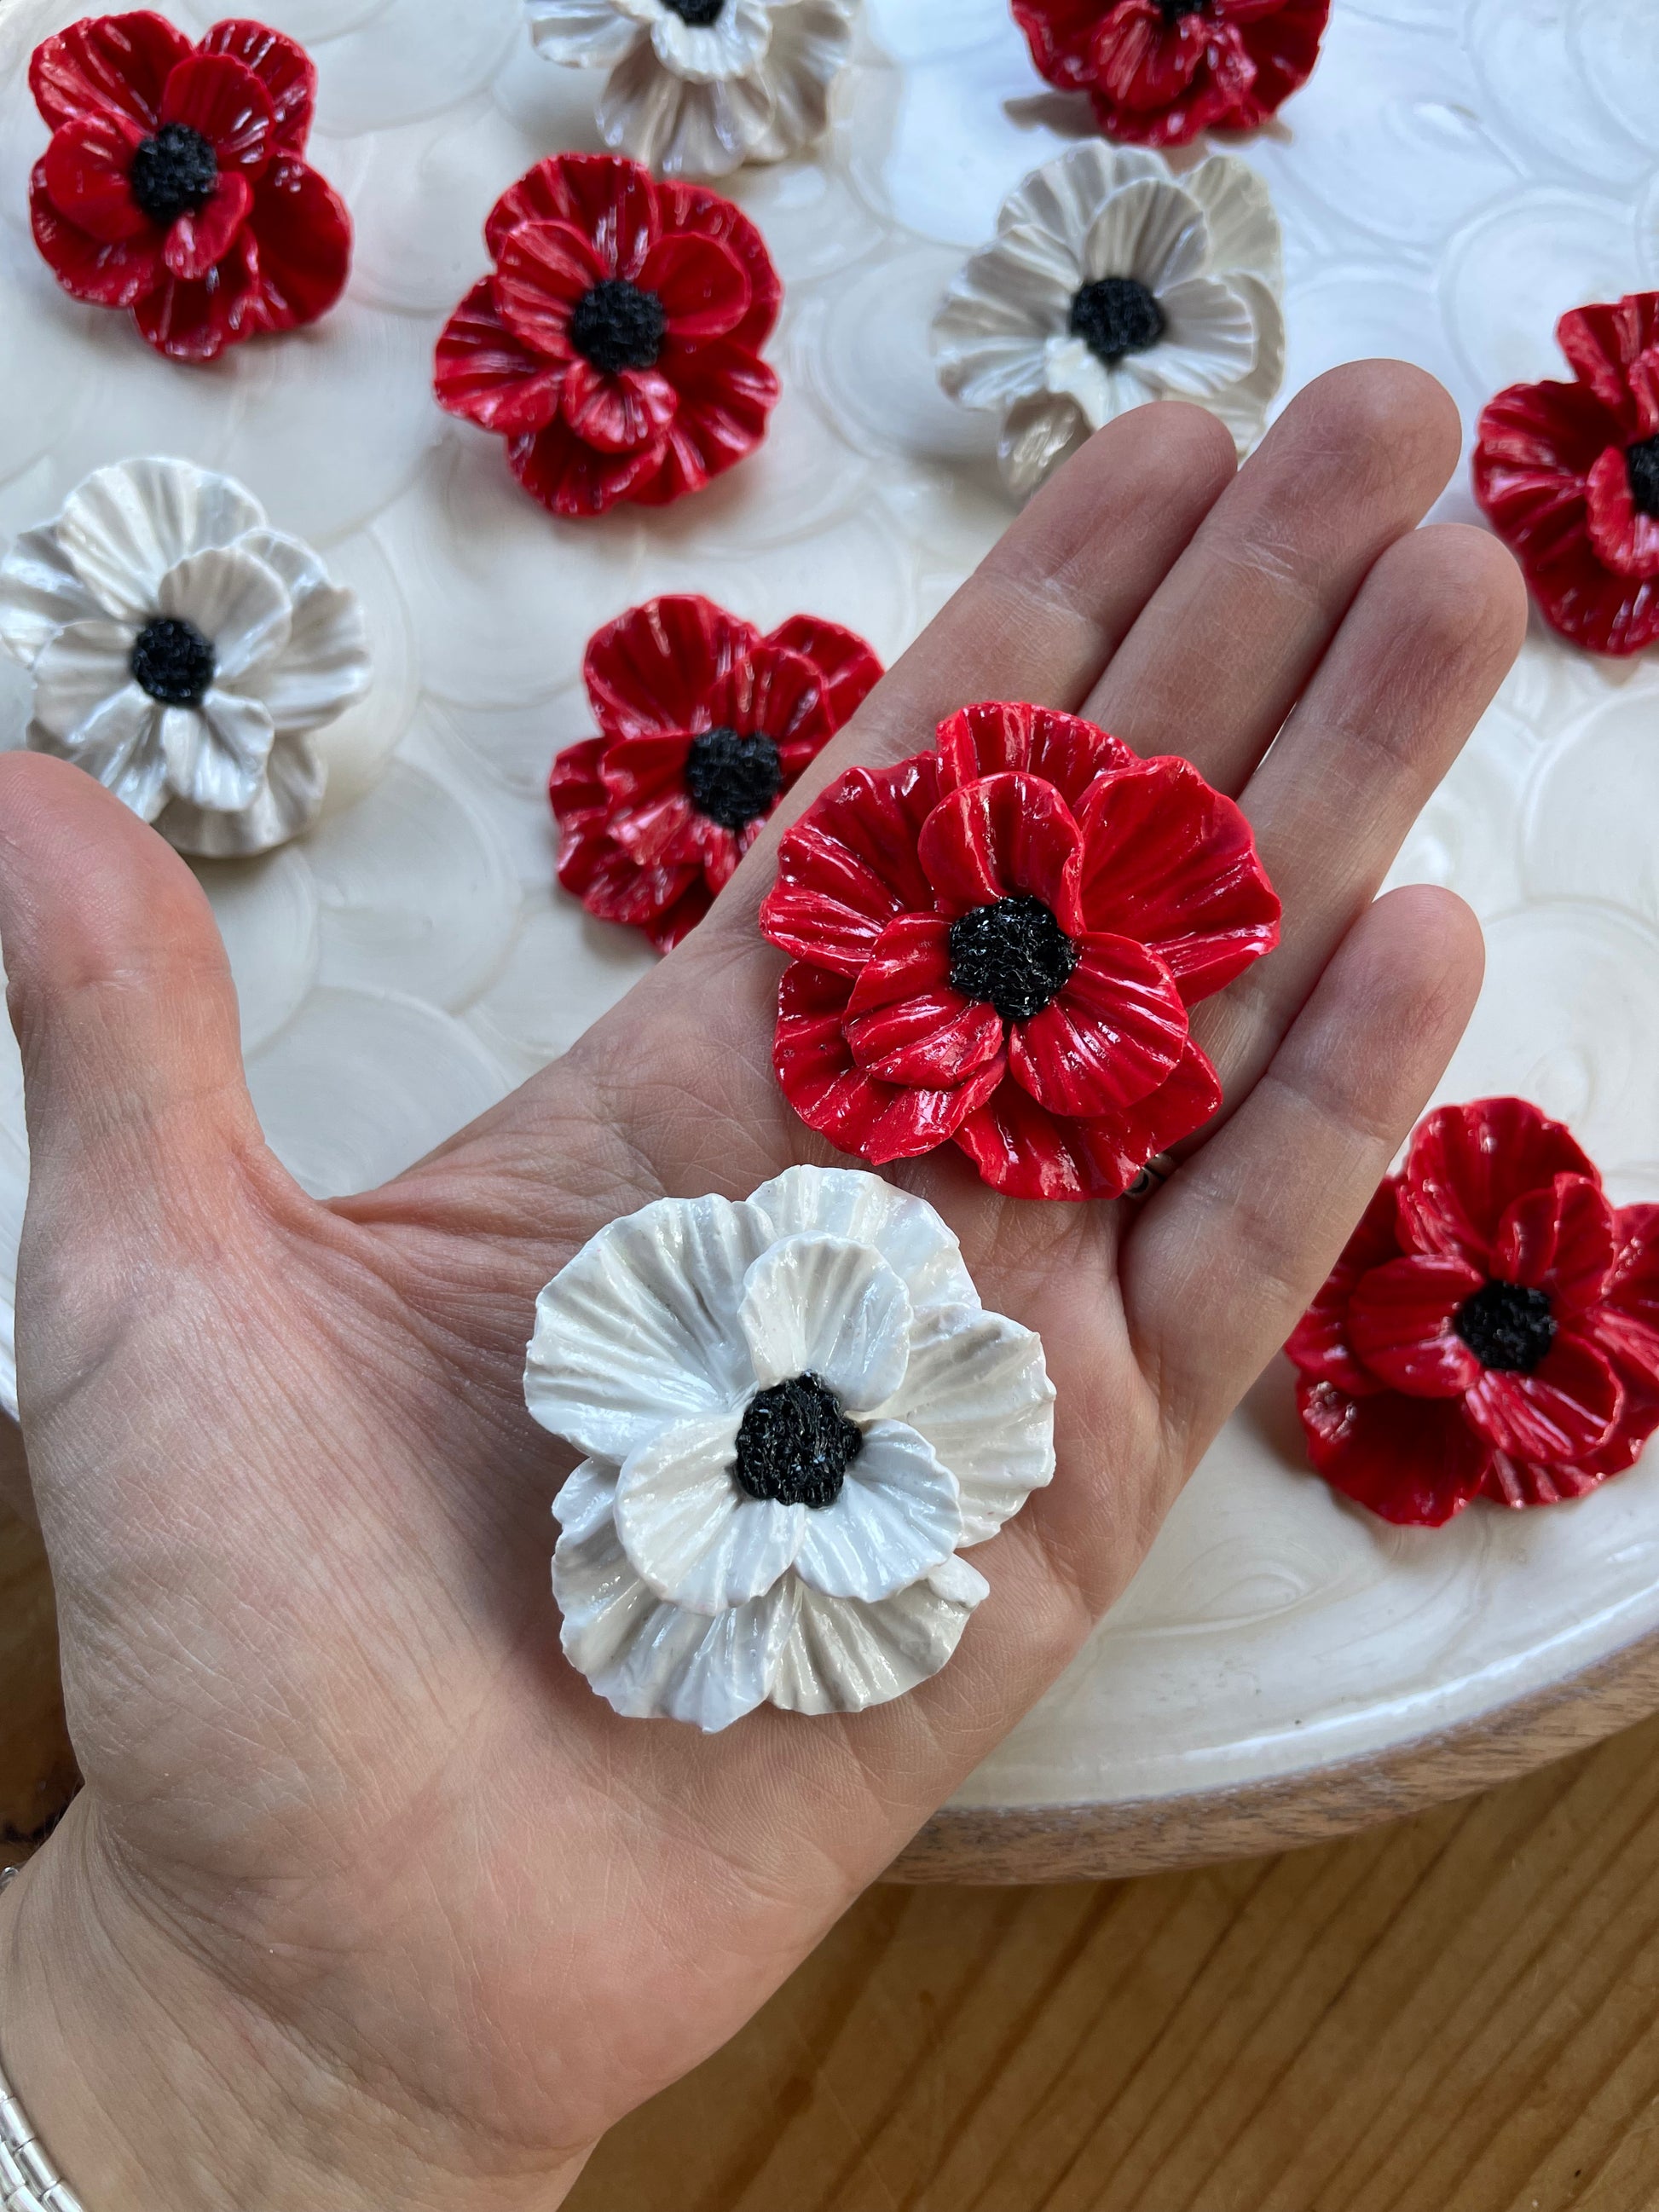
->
[1454,1280,1557,1374]
[662,0,726,20]
[1158,0,1207,21]
[948,893,1078,1024]
[734,1374,862,1510]
[684,726,783,832]
[130,616,216,707]
[1627,435,1659,522]
[129,122,218,228]
[568,279,667,375]
[1069,277,1166,367]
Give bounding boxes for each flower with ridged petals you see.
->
[1288,1098,1659,1526]
[27,10,350,362]
[434,153,782,517]
[526,1164,1055,1730]
[1012,0,1330,148]
[1474,293,1659,657]
[760,701,1280,1201]
[552,593,882,950]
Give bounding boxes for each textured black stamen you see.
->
[948,894,1078,1025]
[128,122,218,228]
[1454,1281,1557,1374]
[1069,277,1166,367]
[1158,0,1207,20]
[130,617,216,707]
[734,1374,862,1510]
[684,726,783,832]
[568,279,667,375]
[1627,436,1659,522]
[662,0,726,20]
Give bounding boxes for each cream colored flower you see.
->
[526,0,856,179]
[0,458,370,858]
[932,144,1286,500]
[527,1165,1055,1730]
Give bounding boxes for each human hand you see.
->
[0,365,1524,2209]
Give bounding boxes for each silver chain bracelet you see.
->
[0,1868,85,2212]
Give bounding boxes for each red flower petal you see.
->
[709,640,832,764]
[1345,1255,1484,1398]
[1492,1173,1616,1316]
[1584,445,1659,580]
[31,9,191,132]
[1095,0,1211,104]
[1073,756,1280,1005]
[1010,0,1108,90]
[1598,1204,1659,1389]
[198,20,316,155]
[917,772,1084,928]
[495,220,605,356]
[760,754,943,974]
[1298,1377,1491,1528]
[584,596,760,740]
[560,358,678,453]
[656,178,782,353]
[775,960,1004,1164]
[623,340,780,506]
[549,736,608,827]
[639,228,751,345]
[647,880,714,952]
[1558,295,1659,436]
[31,156,163,303]
[1058,0,1328,144]
[1461,1335,1623,1464]
[611,785,739,883]
[934,701,1136,813]
[842,915,1005,1086]
[484,153,660,281]
[239,154,350,332]
[131,231,260,360]
[600,731,695,815]
[1397,1096,1598,1271]
[40,112,148,242]
[765,616,882,728]
[1285,1178,1405,1396]
[159,53,273,174]
[1009,933,1188,1118]
[507,418,671,518]
[556,817,699,932]
[434,277,564,436]
[164,169,251,282]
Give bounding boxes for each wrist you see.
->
[0,1805,592,2212]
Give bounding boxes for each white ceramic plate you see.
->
[2,0,1657,1826]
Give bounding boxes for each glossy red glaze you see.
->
[1009,0,1330,147]
[1288,1099,1659,1525]
[760,699,1278,1199]
[27,10,349,361]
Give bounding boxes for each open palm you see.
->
[0,368,1524,2210]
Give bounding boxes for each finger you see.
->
[1127,884,1484,1453]
[1194,521,1526,1104]
[1084,360,1464,794]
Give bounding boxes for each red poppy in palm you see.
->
[760,701,1280,1200]
[435,155,782,520]
[552,595,882,952]
[1010,0,1330,147]
[1473,294,1659,657]
[1289,1099,1659,1527]
[27,11,350,362]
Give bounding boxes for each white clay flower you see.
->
[526,0,856,179]
[0,457,370,858]
[527,1165,1055,1730]
[932,143,1286,501]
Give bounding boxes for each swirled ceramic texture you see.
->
[1,0,1657,1812]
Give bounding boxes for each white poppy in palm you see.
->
[932,144,1286,502]
[525,0,857,179]
[528,1165,1055,1730]
[0,457,370,858]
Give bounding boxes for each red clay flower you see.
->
[552,595,882,951]
[435,154,782,519]
[1010,0,1330,148]
[760,701,1279,1200]
[1289,1098,1659,1527]
[1474,294,1659,657]
[28,10,350,361]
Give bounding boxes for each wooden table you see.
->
[9,1501,1659,2210]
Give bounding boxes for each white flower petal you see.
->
[30,618,138,742]
[616,1409,805,1612]
[226,531,370,736]
[159,548,292,685]
[1182,155,1283,289]
[998,391,1090,501]
[885,1305,1055,1546]
[28,683,167,820]
[998,143,1169,269]
[601,45,775,174]
[1081,177,1210,293]
[766,1559,986,1717]
[157,731,325,858]
[234,528,330,602]
[55,459,265,621]
[0,526,102,669]
[162,690,275,815]
[552,1458,619,1544]
[746,1166,979,1324]
[527,0,644,66]
[792,1420,961,1603]
[932,228,1079,412]
[1041,332,1117,428]
[745,0,853,159]
[1147,277,1259,396]
[525,1193,771,1462]
[649,0,772,82]
[738,1235,912,1412]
